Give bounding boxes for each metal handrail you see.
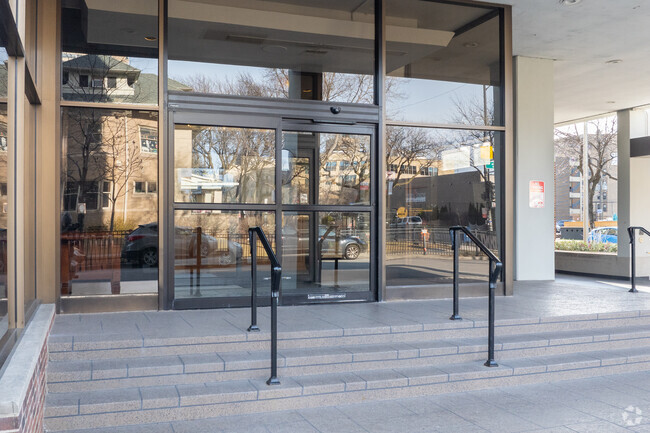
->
[628,226,650,293]
[449,226,503,367]
[247,227,281,385]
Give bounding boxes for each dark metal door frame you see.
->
[164,93,380,309]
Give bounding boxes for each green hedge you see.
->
[555,239,617,253]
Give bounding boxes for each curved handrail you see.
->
[627,226,650,293]
[450,226,501,264]
[449,225,502,367]
[247,227,281,385]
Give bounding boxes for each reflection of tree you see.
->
[555,117,617,225]
[319,134,370,204]
[386,127,439,187]
[100,115,143,231]
[192,127,274,203]
[445,85,495,228]
[63,109,144,231]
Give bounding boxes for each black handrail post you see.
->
[247,229,260,332]
[484,259,499,367]
[629,227,638,293]
[450,228,461,320]
[267,265,281,385]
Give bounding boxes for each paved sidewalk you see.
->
[61,370,650,432]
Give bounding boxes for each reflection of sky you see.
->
[0,48,7,62]
[167,60,493,125]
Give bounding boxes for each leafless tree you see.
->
[555,117,617,225]
[443,85,496,229]
[100,113,144,232]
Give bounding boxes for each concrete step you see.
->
[47,310,650,361]
[43,345,650,431]
[47,325,650,392]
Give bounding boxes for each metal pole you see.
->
[450,229,461,320]
[267,265,281,385]
[195,227,202,297]
[485,259,498,367]
[630,228,638,293]
[582,121,590,241]
[248,229,260,332]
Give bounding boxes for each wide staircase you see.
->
[44,307,650,431]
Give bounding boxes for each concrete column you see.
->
[35,0,60,305]
[618,109,650,275]
[513,56,555,280]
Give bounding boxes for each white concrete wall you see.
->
[514,56,555,280]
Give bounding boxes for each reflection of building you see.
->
[62,109,159,230]
[62,54,190,104]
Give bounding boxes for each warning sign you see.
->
[529,181,545,208]
[396,207,408,218]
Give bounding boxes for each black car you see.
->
[121,223,242,267]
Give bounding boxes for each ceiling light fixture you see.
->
[463,42,479,48]
[144,36,157,41]
[606,59,623,64]
[606,101,616,104]
[560,0,582,5]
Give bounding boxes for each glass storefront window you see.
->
[283,131,371,205]
[174,125,275,204]
[386,126,502,288]
[554,116,618,251]
[174,210,275,299]
[61,1,159,104]
[60,108,159,296]
[385,0,502,126]
[168,0,375,103]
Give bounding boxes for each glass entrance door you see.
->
[168,112,376,308]
[279,127,374,303]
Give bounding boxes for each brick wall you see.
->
[0,310,53,433]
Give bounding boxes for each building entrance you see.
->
[167,95,378,309]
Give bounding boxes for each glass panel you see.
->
[282,131,370,205]
[386,126,502,288]
[554,116,618,251]
[282,211,370,297]
[174,125,275,204]
[60,108,159,296]
[0,102,6,333]
[174,210,275,299]
[0,48,6,98]
[168,0,375,103]
[61,1,158,104]
[385,0,502,126]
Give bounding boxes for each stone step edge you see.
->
[47,326,650,384]
[43,354,650,431]
[48,310,650,354]
[45,345,650,419]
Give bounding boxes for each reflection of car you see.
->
[317,226,367,260]
[587,227,617,244]
[390,216,423,227]
[121,223,242,267]
[282,225,367,260]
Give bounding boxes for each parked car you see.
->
[390,216,423,228]
[121,223,242,267]
[317,226,368,260]
[281,225,368,260]
[587,227,617,244]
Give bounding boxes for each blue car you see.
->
[587,227,617,244]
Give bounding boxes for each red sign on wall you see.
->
[529,181,545,208]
